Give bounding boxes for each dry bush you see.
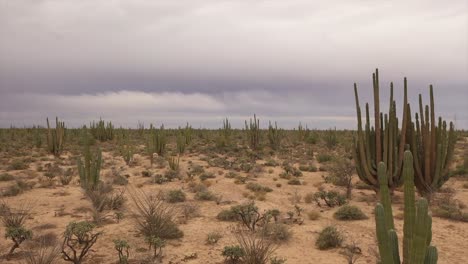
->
[23,238,60,264]
[235,230,278,264]
[129,189,183,240]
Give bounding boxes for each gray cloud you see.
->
[0,0,467,128]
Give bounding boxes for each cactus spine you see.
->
[46,117,65,156]
[245,114,260,150]
[408,86,456,197]
[375,150,437,264]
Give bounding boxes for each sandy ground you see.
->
[0,142,467,264]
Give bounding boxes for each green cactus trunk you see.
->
[375,150,437,264]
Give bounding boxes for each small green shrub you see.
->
[0,173,14,181]
[246,182,273,193]
[166,189,186,203]
[315,226,343,250]
[217,209,239,221]
[195,190,217,201]
[333,205,367,220]
[222,245,245,262]
[206,231,223,245]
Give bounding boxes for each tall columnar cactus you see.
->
[184,122,192,145]
[268,121,282,150]
[354,69,410,191]
[90,119,114,141]
[77,132,102,190]
[245,114,260,150]
[46,117,65,156]
[375,150,437,264]
[217,118,232,148]
[408,86,456,197]
[147,124,166,165]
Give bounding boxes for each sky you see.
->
[0,0,467,129]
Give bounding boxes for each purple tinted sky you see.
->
[0,0,467,128]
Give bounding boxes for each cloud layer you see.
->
[0,0,466,128]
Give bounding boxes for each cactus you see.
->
[354,69,409,191]
[245,114,260,150]
[176,132,186,154]
[268,121,282,150]
[46,117,65,156]
[408,86,456,197]
[90,119,114,141]
[184,122,192,145]
[375,150,437,264]
[77,131,102,190]
[147,124,166,165]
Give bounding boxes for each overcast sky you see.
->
[0,0,467,129]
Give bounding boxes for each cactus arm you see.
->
[375,204,394,264]
[411,198,430,263]
[403,151,415,263]
[378,162,394,230]
[424,246,438,264]
[373,70,382,163]
[388,229,401,264]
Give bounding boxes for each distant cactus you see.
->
[268,121,282,150]
[46,117,65,156]
[147,124,166,165]
[78,131,102,190]
[245,114,260,150]
[375,150,437,264]
[90,119,114,141]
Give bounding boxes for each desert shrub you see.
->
[195,190,217,201]
[246,182,273,193]
[236,230,278,264]
[206,231,223,245]
[166,189,186,203]
[8,159,29,170]
[316,226,343,250]
[189,164,205,175]
[299,164,317,172]
[222,245,245,262]
[270,256,287,264]
[287,179,301,185]
[333,205,367,220]
[0,203,33,257]
[164,169,180,181]
[3,180,33,197]
[230,202,269,232]
[225,171,239,179]
[23,239,60,264]
[0,173,14,181]
[145,236,166,259]
[264,159,278,167]
[60,169,74,186]
[304,192,314,204]
[260,223,292,243]
[199,172,216,181]
[432,195,468,222]
[113,239,130,264]
[179,203,200,220]
[217,209,239,221]
[313,190,346,207]
[307,210,320,220]
[129,190,183,240]
[113,175,128,186]
[316,154,332,163]
[61,221,101,264]
[324,157,355,198]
